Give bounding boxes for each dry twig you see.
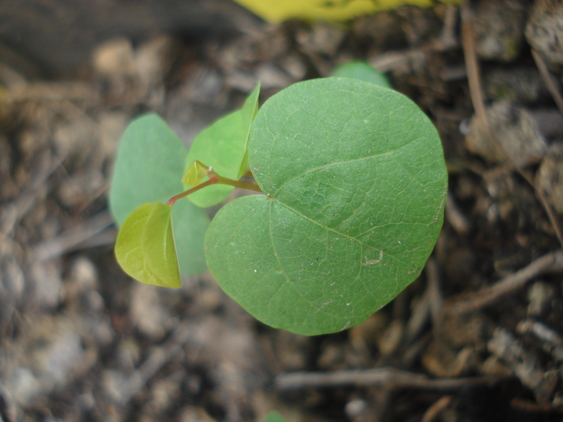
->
[461,0,563,247]
[426,257,444,332]
[531,48,563,115]
[422,396,452,422]
[114,323,192,405]
[32,211,114,261]
[275,367,494,391]
[445,249,563,314]
[445,193,471,235]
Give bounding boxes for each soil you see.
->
[1,1,563,421]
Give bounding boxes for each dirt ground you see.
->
[1,1,563,421]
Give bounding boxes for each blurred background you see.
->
[1,0,563,421]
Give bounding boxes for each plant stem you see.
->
[166,171,262,207]
[215,175,263,192]
[166,178,216,206]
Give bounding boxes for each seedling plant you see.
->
[110,77,447,336]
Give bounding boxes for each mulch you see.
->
[0,1,562,421]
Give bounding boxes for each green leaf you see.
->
[115,202,181,288]
[109,113,210,275]
[332,61,392,89]
[205,78,447,335]
[262,411,288,422]
[173,198,210,275]
[182,160,210,187]
[185,83,261,208]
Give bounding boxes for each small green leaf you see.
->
[262,411,288,422]
[332,61,392,89]
[205,77,447,335]
[109,113,210,276]
[185,83,261,208]
[115,202,181,288]
[182,160,210,187]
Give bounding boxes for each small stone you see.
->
[130,283,173,340]
[536,152,563,214]
[29,261,62,310]
[67,257,98,292]
[345,399,368,418]
[135,36,176,90]
[8,368,41,405]
[277,53,307,81]
[526,0,563,65]
[465,101,547,166]
[93,38,135,77]
[527,281,555,316]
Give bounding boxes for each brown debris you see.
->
[1,2,563,421]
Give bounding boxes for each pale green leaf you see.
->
[185,83,261,208]
[205,78,447,335]
[182,160,210,187]
[115,202,181,288]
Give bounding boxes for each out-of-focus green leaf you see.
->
[332,61,392,89]
[262,411,288,422]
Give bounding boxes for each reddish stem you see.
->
[166,172,262,207]
[166,177,217,206]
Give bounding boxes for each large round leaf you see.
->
[205,78,447,335]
